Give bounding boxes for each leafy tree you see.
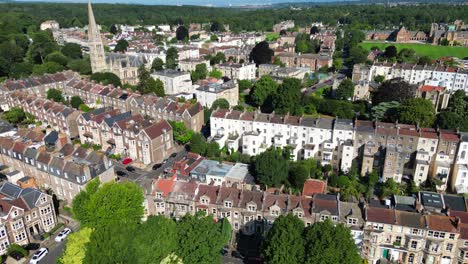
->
[397,98,435,127]
[250,41,274,65]
[209,69,223,79]
[418,56,432,65]
[397,48,416,63]
[437,111,468,132]
[440,38,450,46]
[262,214,304,264]
[67,58,92,75]
[114,39,129,52]
[91,72,122,87]
[384,45,397,58]
[303,220,361,264]
[10,62,33,79]
[151,58,164,71]
[374,75,385,83]
[318,99,355,119]
[32,62,64,75]
[132,216,177,264]
[371,101,401,121]
[166,47,179,70]
[310,26,320,35]
[210,21,225,32]
[84,224,135,264]
[289,163,309,190]
[211,98,230,110]
[79,104,91,113]
[208,52,226,65]
[46,88,65,103]
[61,43,82,59]
[137,65,165,96]
[0,41,24,76]
[238,79,253,93]
[109,24,118,34]
[372,78,416,105]
[335,79,354,100]
[189,133,207,155]
[27,30,59,64]
[190,34,200,40]
[249,75,278,107]
[3,107,27,124]
[272,78,303,115]
[70,96,84,109]
[176,26,189,41]
[346,46,368,66]
[253,148,289,187]
[169,121,194,144]
[190,63,207,81]
[59,227,93,264]
[273,57,286,67]
[177,213,231,264]
[45,51,68,66]
[73,180,144,228]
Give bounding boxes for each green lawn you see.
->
[360,41,468,59]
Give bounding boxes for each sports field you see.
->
[360,41,468,59]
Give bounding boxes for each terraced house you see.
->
[211,109,463,193]
[0,182,56,254]
[0,129,115,203]
[76,108,174,165]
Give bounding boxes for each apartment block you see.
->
[217,63,256,81]
[151,69,195,95]
[194,79,239,108]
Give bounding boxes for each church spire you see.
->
[88,0,107,73]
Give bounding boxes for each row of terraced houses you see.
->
[210,109,468,194]
[146,173,468,264]
[0,71,204,132]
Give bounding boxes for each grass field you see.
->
[360,41,468,59]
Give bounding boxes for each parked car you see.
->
[55,228,72,242]
[116,170,127,176]
[29,248,48,264]
[152,163,162,170]
[126,166,136,172]
[122,158,133,165]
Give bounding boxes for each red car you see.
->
[122,158,133,165]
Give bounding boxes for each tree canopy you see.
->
[372,78,416,105]
[151,58,165,71]
[336,79,355,100]
[90,72,122,87]
[249,41,274,65]
[46,88,65,103]
[166,47,179,70]
[176,26,189,41]
[253,148,290,187]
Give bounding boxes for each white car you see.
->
[29,248,48,264]
[54,228,72,242]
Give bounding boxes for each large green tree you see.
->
[335,79,355,100]
[62,43,82,59]
[303,220,361,264]
[151,57,164,71]
[397,98,435,127]
[27,30,59,64]
[176,26,189,41]
[70,96,84,109]
[253,148,289,187]
[137,65,165,96]
[372,78,416,105]
[262,214,305,264]
[46,88,65,103]
[114,39,129,53]
[132,216,178,264]
[166,47,179,70]
[177,213,231,264]
[249,75,278,107]
[272,78,302,115]
[90,72,122,87]
[249,41,274,65]
[59,227,93,264]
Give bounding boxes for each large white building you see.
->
[453,133,468,193]
[217,63,256,81]
[194,80,239,108]
[210,109,354,172]
[360,63,468,93]
[151,69,194,95]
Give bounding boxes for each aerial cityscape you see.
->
[0,0,467,263]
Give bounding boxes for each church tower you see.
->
[88,0,107,73]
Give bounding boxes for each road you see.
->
[39,240,66,264]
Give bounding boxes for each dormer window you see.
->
[201,198,209,205]
[320,215,329,221]
[247,205,256,212]
[156,192,162,199]
[347,218,357,225]
[271,209,279,216]
[40,197,47,204]
[294,211,303,218]
[224,201,232,208]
